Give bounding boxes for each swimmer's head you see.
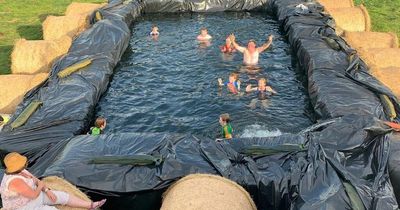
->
[258,78,267,87]
[229,72,238,82]
[95,117,107,129]
[219,113,230,125]
[152,25,159,32]
[200,28,208,36]
[247,39,257,50]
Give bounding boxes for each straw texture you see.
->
[43,15,88,40]
[318,0,354,9]
[370,67,400,98]
[359,48,400,69]
[65,2,106,16]
[161,174,257,210]
[328,5,371,32]
[344,31,398,50]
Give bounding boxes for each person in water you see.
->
[197,27,212,41]
[150,25,159,36]
[218,72,241,94]
[229,33,274,66]
[0,152,107,210]
[220,36,235,53]
[219,113,233,140]
[88,117,106,136]
[246,78,277,109]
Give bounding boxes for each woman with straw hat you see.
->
[0,152,106,210]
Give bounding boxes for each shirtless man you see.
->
[229,34,274,66]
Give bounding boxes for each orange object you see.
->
[384,121,400,131]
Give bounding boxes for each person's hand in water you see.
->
[218,78,223,86]
[229,34,236,42]
[268,35,274,42]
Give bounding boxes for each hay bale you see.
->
[42,176,92,210]
[161,174,257,210]
[11,36,72,74]
[0,73,48,114]
[43,15,88,40]
[65,2,106,16]
[344,31,398,50]
[328,5,371,32]
[359,48,400,69]
[370,67,400,99]
[318,0,354,9]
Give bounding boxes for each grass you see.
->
[0,0,106,75]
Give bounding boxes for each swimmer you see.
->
[218,113,233,140]
[88,117,106,136]
[197,27,212,41]
[220,36,235,53]
[150,25,159,36]
[246,78,277,109]
[229,33,274,66]
[218,72,241,94]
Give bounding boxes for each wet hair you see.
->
[95,117,106,128]
[259,78,267,84]
[248,39,257,45]
[220,113,230,123]
[200,27,208,32]
[152,25,157,29]
[229,72,238,80]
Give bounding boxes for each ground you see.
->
[0,0,398,74]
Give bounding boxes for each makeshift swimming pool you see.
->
[95,13,314,137]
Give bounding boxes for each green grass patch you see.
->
[0,0,105,74]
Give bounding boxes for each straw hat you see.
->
[4,152,27,174]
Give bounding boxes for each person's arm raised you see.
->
[257,35,274,53]
[230,34,246,53]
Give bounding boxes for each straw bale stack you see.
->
[358,48,400,69]
[65,2,106,16]
[328,5,371,32]
[318,0,354,9]
[11,36,72,74]
[370,67,400,98]
[42,176,92,210]
[344,31,398,50]
[0,73,48,114]
[161,174,257,210]
[43,15,88,40]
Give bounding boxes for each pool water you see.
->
[95,12,315,138]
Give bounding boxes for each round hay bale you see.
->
[11,36,72,74]
[42,176,92,210]
[0,73,48,114]
[161,174,257,210]
[42,15,88,40]
[344,31,398,49]
[328,5,371,32]
[359,48,400,69]
[318,0,354,9]
[370,67,400,98]
[65,2,107,16]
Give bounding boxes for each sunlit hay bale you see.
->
[65,2,107,17]
[42,176,92,210]
[328,5,371,32]
[11,36,72,74]
[161,174,257,210]
[344,31,398,50]
[318,0,354,9]
[0,73,48,114]
[369,66,400,99]
[42,15,88,40]
[358,48,400,69]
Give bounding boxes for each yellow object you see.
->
[57,59,92,78]
[328,5,371,32]
[4,152,27,174]
[318,0,354,9]
[11,100,43,129]
[379,95,397,121]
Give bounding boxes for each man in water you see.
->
[229,34,274,66]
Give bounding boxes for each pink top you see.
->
[0,173,36,210]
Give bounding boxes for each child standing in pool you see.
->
[219,113,233,140]
[220,36,235,53]
[88,117,107,136]
[218,72,241,94]
[246,78,277,109]
[197,27,212,41]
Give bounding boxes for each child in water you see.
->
[220,36,235,53]
[246,78,277,109]
[219,113,233,140]
[88,117,107,136]
[197,27,212,41]
[150,25,159,36]
[218,72,241,94]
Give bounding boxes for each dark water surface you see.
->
[96,12,314,138]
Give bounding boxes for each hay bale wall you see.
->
[161,174,257,210]
[359,48,400,69]
[0,73,48,114]
[328,5,371,32]
[42,176,92,210]
[318,0,354,9]
[370,67,400,99]
[11,36,72,74]
[344,31,398,50]
[43,15,88,40]
[65,2,106,16]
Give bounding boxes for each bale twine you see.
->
[318,0,354,9]
[370,67,400,98]
[161,174,257,210]
[358,48,400,69]
[42,176,92,210]
[0,73,48,114]
[344,31,399,50]
[42,15,88,40]
[11,36,72,74]
[65,2,106,16]
[328,5,371,32]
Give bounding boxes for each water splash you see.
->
[239,124,282,138]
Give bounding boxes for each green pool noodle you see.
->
[11,100,43,129]
[57,59,92,78]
